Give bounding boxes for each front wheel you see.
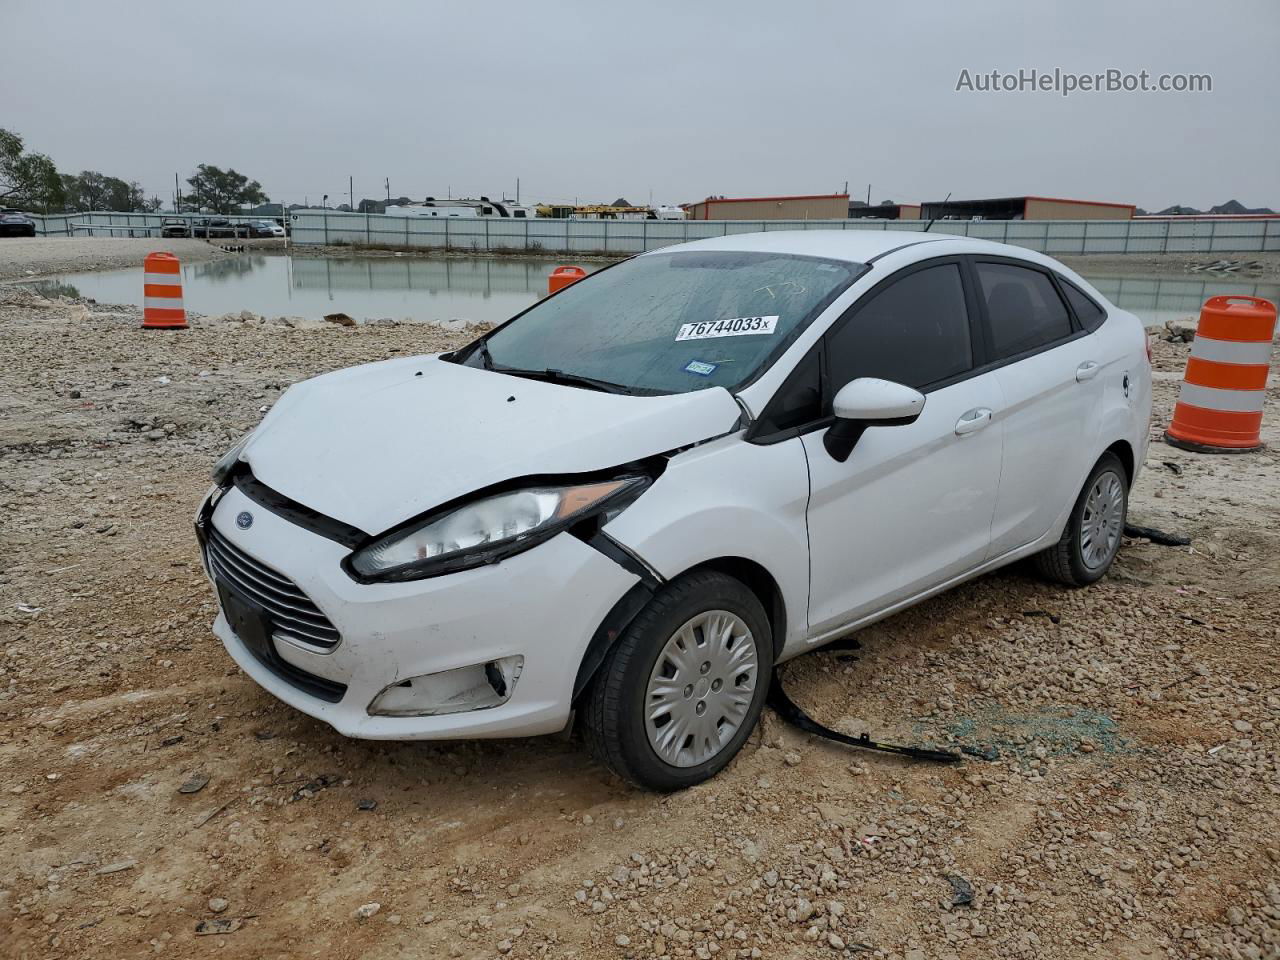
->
[1033,452,1128,586]
[582,571,772,791]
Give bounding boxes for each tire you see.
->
[1033,452,1128,587]
[582,570,773,791]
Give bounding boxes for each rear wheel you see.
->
[1033,452,1128,586]
[582,571,772,791]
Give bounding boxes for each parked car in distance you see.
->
[197,230,1152,791]
[245,219,286,238]
[192,217,235,238]
[0,208,37,237]
[160,217,191,238]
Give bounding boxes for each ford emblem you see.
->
[236,511,254,530]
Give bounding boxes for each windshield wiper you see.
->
[492,365,635,395]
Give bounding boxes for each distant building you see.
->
[848,202,921,220]
[684,193,849,220]
[918,196,1135,221]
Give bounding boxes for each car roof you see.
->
[642,228,974,265]
[643,228,1085,278]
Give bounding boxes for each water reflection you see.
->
[189,255,270,283]
[1085,273,1280,328]
[18,252,1280,330]
[289,256,564,298]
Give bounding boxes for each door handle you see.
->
[1075,360,1101,382]
[955,407,993,436]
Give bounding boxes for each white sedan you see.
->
[196,230,1151,790]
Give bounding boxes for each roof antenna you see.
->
[922,192,951,233]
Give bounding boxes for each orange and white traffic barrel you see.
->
[141,252,187,330]
[548,265,587,294]
[1165,295,1276,453]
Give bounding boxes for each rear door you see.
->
[970,258,1102,556]
[798,258,1005,635]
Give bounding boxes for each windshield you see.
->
[462,251,864,395]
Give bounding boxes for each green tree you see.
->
[63,171,108,210]
[62,171,152,212]
[185,164,267,214]
[0,128,64,211]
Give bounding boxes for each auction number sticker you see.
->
[675,315,779,341]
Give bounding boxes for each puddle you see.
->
[18,252,1280,330]
[24,254,600,327]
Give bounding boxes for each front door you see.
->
[802,260,1003,637]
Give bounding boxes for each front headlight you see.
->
[211,431,252,486]
[348,477,649,582]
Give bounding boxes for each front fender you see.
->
[603,432,811,656]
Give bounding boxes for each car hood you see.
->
[242,355,743,534]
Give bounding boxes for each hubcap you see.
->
[645,610,758,768]
[1080,470,1125,569]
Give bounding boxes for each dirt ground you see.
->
[1,280,1278,960]
[0,237,242,282]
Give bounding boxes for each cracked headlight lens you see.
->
[349,477,648,581]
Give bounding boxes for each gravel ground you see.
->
[0,284,1278,960]
[0,237,238,281]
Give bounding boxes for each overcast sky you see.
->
[3,0,1275,211]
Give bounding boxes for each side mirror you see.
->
[823,378,925,462]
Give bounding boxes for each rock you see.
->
[323,312,356,327]
[207,897,229,913]
[178,773,209,794]
[945,874,975,907]
[1165,317,1198,342]
[1232,719,1253,733]
[615,934,631,946]
[497,939,513,954]
[783,751,802,767]
[354,902,381,920]
[827,932,846,950]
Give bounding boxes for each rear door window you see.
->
[975,262,1074,359]
[825,263,973,392]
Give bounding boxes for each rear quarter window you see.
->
[1060,280,1108,332]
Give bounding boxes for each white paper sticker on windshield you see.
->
[675,316,779,341]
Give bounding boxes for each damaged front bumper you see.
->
[198,484,640,740]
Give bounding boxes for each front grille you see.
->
[205,527,341,650]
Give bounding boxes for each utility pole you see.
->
[516,177,520,204]
[843,180,848,195]
[174,172,181,212]
[385,177,390,202]
[866,183,871,206]
[349,175,354,212]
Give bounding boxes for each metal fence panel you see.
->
[22,209,1280,256]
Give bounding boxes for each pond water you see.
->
[23,252,1280,331]
[28,254,598,327]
